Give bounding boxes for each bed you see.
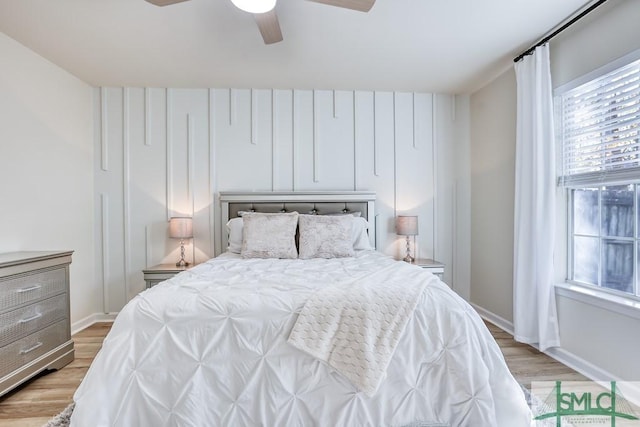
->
[71,192,531,427]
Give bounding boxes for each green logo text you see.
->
[534,381,639,427]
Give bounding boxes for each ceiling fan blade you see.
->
[254,10,283,44]
[307,0,375,12]
[144,0,191,6]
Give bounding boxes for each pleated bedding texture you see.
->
[71,251,531,427]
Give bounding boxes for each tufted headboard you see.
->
[218,191,376,253]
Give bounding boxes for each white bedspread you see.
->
[71,251,532,427]
[288,262,428,396]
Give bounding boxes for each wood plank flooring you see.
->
[484,322,588,388]
[0,321,588,426]
[0,323,110,427]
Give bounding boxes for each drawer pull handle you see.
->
[20,341,43,355]
[16,285,42,293]
[18,313,43,324]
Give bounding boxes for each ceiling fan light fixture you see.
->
[231,0,276,14]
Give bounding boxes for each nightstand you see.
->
[142,264,189,288]
[413,258,445,279]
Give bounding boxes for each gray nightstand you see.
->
[413,258,444,279]
[142,264,189,288]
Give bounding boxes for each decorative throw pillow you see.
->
[298,214,355,259]
[241,212,299,259]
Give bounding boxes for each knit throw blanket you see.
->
[288,262,430,396]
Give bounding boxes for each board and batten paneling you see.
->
[95,87,456,313]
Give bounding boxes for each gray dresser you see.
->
[0,251,75,396]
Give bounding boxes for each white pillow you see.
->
[225,217,243,254]
[352,217,374,251]
[241,212,299,259]
[298,214,354,259]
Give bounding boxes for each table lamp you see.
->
[169,217,193,267]
[396,216,418,263]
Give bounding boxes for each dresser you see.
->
[0,251,75,397]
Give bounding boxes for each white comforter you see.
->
[72,251,531,427]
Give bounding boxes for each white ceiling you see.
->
[0,0,592,93]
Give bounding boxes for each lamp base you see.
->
[403,235,415,263]
[176,240,190,268]
[175,259,190,268]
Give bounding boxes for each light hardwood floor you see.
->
[484,322,588,387]
[0,323,111,427]
[0,321,587,426]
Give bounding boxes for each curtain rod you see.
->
[513,0,609,63]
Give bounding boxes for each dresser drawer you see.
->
[0,267,67,312]
[0,294,68,348]
[0,320,69,378]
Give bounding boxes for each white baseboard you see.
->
[470,302,514,335]
[470,303,630,386]
[544,346,618,382]
[546,346,640,407]
[71,312,117,335]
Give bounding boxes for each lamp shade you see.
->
[231,0,276,13]
[396,216,418,236]
[169,217,193,239]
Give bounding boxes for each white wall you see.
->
[470,70,517,322]
[550,0,640,89]
[96,88,464,312]
[469,0,640,380]
[0,33,98,324]
[453,95,471,301]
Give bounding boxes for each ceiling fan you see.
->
[144,0,376,45]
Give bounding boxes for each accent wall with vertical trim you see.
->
[95,87,462,313]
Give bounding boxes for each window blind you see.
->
[559,58,640,187]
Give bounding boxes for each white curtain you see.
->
[513,44,560,351]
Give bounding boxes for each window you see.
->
[559,55,640,298]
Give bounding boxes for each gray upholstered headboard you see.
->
[218,191,376,252]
